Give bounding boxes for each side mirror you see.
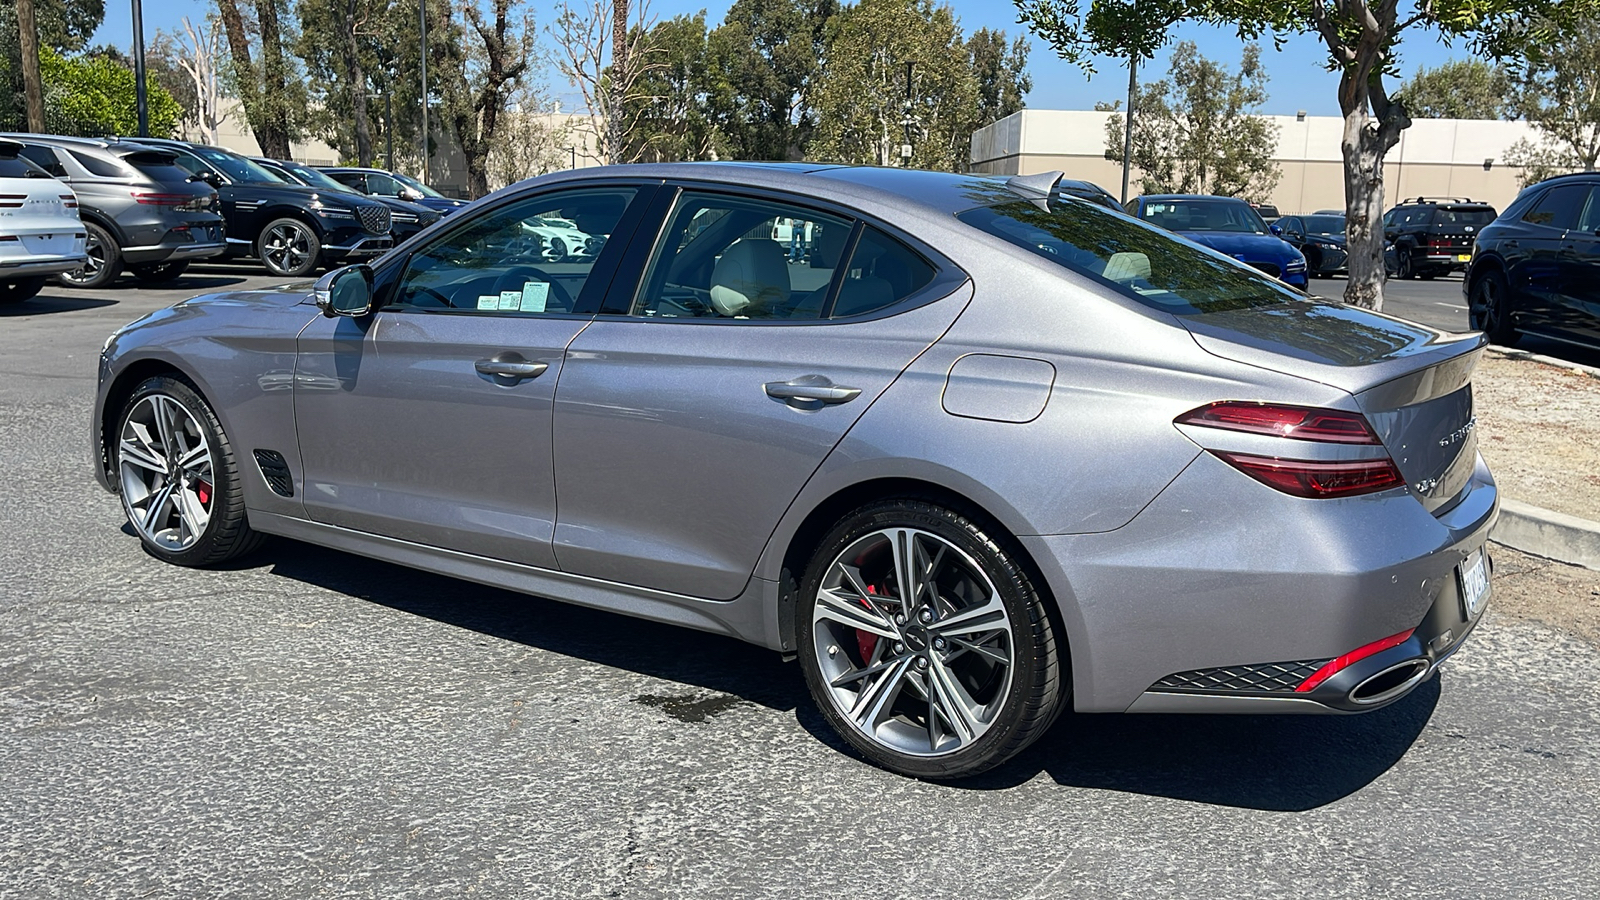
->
[314,265,376,317]
[1269,224,1282,236]
[189,171,222,187]
[400,187,425,202]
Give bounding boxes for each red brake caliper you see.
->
[196,481,212,507]
[856,584,881,663]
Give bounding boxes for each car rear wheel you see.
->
[57,222,121,289]
[258,218,321,278]
[130,261,190,283]
[1469,269,1519,346]
[115,375,266,566]
[1396,249,1414,280]
[0,277,46,304]
[797,498,1064,779]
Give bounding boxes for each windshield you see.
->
[193,146,285,185]
[283,161,358,194]
[392,171,445,199]
[958,199,1300,316]
[1137,199,1269,234]
[1303,215,1345,234]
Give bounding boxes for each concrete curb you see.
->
[1485,346,1600,380]
[1491,498,1600,572]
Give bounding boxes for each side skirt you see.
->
[249,511,783,649]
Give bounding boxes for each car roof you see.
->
[0,133,179,160]
[1136,194,1250,203]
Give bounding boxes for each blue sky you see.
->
[89,1,1477,117]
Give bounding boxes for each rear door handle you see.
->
[764,374,861,408]
[475,352,548,382]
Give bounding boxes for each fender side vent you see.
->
[253,449,295,497]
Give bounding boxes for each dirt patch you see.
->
[1486,544,1600,648]
[1473,354,1600,523]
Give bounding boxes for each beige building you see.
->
[971,109,1542,214]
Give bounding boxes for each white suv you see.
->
[0,139,86,304]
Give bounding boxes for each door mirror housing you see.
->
[314,265,376,317]
[399,186,426,202]
[189,171,223,188]
[1269,223,1282,236]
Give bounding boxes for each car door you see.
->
[1508,183,1585,332]
[1557,185,1600,343]
[550,187,971,600]
[293,183,654,569]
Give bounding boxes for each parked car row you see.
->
[0,133,465,294]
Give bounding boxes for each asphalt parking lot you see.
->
[3,265,1598,898]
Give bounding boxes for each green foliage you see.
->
[968,27,1032,128]
[38,47,182,137]
[1103,42,1279,200]
[1397,60,1513,119]
[706,0,837,161]
[0,0,104,53]
[623,13,722,162]
[1502,15,1600,183]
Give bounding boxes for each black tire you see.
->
[1396,248,1415,280]
[258,217,322,278]
[796,498,1064,780]
[1419,270,1435,281]
[57,221,122,289]
[130,261,190,283]
[0,277,46,305]
[1303,248,1322,278]
[115,375,267,567]
[1469,268,1520,346]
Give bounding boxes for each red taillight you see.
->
[1427,238,1453,248]
[59,193,78,209]
[1176,401,1381,444]
[1212,452,1404,499]
[1296,628,1416,693]
[131,192,191,206]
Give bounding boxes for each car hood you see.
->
[176,282,316,310]
[1303,233,1347,247]
[1179,232,1290,258]
[1180,298,1485,394]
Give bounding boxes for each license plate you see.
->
[1456,254,1471,262]
[1458,548,1489,619]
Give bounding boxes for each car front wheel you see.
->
[258,218,322,278]
[115,375,265,566]
[1469,269,1519,346]
[797,498,1064,779]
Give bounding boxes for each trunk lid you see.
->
[1181,299,1485,515]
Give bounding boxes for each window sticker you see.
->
[498,290,521,311]
[519,281,549,313]
[477,294,499,310]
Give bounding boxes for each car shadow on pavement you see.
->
[2,295,118,316]
[255,538,1436,811]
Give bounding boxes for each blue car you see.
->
[1126,194,1307,289]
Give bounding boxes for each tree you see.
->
[16,0,43,131]
[967,26,1031,128]
[215,0,306,158]
[438,0,539,197]
[487,79,571,187]
[162,17,228,144]
[39,47,183,137]
[1501,17,1600,184]
[550,0,661,164]
[622,13,722,162]
[706,0,837,160]
[1015,0,1596,311]
[1101,41,1279,199]
[1397,59,1513,119]
[809,0,981,171]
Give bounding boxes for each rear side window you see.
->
[125,152,197,185]
[1522,185,1586,229]
[832,227,936,318]
[0,155,42,178]
[68,149,127,177]
[957,198,1300,316]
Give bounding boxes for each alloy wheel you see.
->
[810,527,1015,757]
[262,222,313,275]
[60,228,107,286]
[118,393,215,552]
[1471,278,1500,333]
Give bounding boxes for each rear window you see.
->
[123,151,194,184]
[0,155,45,178]
[1434,206,1495,227]
[957,199,1299,316]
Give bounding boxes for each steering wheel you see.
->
[403,285,456,308]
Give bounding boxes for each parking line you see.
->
[1435,302,1467,311]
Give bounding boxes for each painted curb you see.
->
[1491,498,1600,572]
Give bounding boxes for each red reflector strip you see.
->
[1176,401,1381,444]
[59,194,78,208]
[0,235,18,242]
[1297,629,1416,693]
[131,192,194,205]
[1213,452,1404,499]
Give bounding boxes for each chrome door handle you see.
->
[764,374,861,408]
[475,353,548,382]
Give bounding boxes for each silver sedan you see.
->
[92,164,1497,779]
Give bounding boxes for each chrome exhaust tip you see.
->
[1348,658,1431,706]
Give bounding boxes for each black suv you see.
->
[4,134,226,288]
[1465,173,1600,350]
[135,138,394,278]
[1383,197,1496,280]
[251,157,440,243]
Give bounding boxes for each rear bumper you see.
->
[122,240,227,265]
[0,254,88,278]
[1021,451,1498,713]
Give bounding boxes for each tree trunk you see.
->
[1341,106,1388,310]
[255,0,293,159]
[607,0,629,163]
[16,0,45,132]
[342,0,372,166]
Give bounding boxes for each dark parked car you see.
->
[134,138,394,278]
[93,165,1494,779]
[251,156,440,243]
[1126,194,1307,288]
[1383,197,1496,280]
[1465,173,1600,350]
[1272,213,1348,278]
[4,134,225,288]
[1058,178,1121,210]
[318,166,468,215]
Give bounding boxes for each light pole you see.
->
[1120,54,1136,204]
[132,0,149,137]
[899,61,915,167]
[418,0,429,183]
